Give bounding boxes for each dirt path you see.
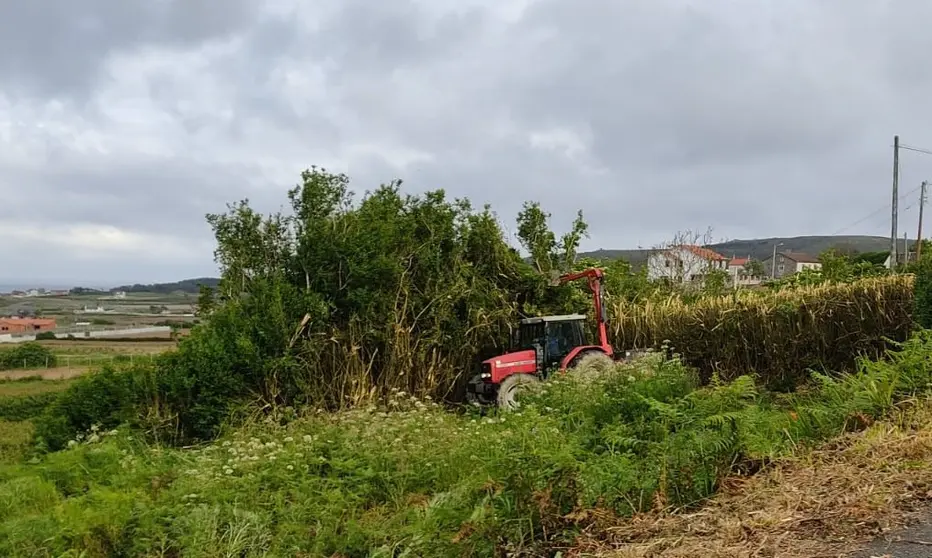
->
[25,339,177,354]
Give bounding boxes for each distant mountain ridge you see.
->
[580,235,904,267]
[114,277,220,294]
[110,236,905,293]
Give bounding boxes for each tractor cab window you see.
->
[516,321,545,350]
[545,320,585,361]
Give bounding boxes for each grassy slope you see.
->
[0,379,72,465]
[589,398,932,557]
[2,334,932,557]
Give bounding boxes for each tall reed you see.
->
[610,275,914,388]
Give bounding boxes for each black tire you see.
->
[567,349,612,369]
[496,373,540,410]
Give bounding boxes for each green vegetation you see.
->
[17,169,925,449]
[1,168,931,556]
[0,343,56,371]
[4,333,932,556]
[115,277,220,294]
[0,378,74,422]
[0,420,34,465]
[914,250,932,329]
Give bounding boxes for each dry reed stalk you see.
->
[610,276,915,387]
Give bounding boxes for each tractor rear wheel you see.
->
[496,373,540,410]
[568,349,612,370]
[567,350,614,382]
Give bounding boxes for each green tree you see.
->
[743,260,766,278]
[702,268,729,296]
[914,253,932,329]
[195,284,215,317]
[516,202,589,275]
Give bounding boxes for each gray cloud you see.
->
[2,0,932,286]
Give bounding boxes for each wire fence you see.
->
[2,354,159,370]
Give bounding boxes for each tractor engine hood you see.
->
[481,349,537,384]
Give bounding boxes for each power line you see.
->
[832,181,924,236]
[899,143,932,156]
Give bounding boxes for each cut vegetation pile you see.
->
[611,275,915,388]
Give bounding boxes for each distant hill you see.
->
[580,235,908,267]
[114,277,220,294]
[705,235,904,261]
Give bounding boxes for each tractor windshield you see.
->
[546,320,586,359]
[516,321,545,349]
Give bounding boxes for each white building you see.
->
[726,256,763,287]
[647,245,729,284]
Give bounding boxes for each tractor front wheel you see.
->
[496,373,540,410]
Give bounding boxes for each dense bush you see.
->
[0,343,56,370]
[612,275,914,389]
[914,255,932,329]
[0,392,61,421]
[33,365,155,451]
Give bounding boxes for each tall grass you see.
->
[611,275,914,388]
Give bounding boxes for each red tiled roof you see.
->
[0,318,56,327]
[729,257,749,267]
[673,244,727,261]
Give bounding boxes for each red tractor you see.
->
[466,267,620,408]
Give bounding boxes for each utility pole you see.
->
[918,181,928,261]
[891,135,900,269]
[904,232,909,265]
[770,241,783,279]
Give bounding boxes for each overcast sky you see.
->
[2,0,932,286]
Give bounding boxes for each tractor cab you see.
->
[513,314,587,377]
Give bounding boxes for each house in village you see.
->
[761,251,822,279]
[646,244,729,284]
[726,256,763,287]
[0,317,57,334]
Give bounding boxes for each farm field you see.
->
[0,338,178,381]
[0,377,74,464]
[0,290,196,332]
[11,339,178,354]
